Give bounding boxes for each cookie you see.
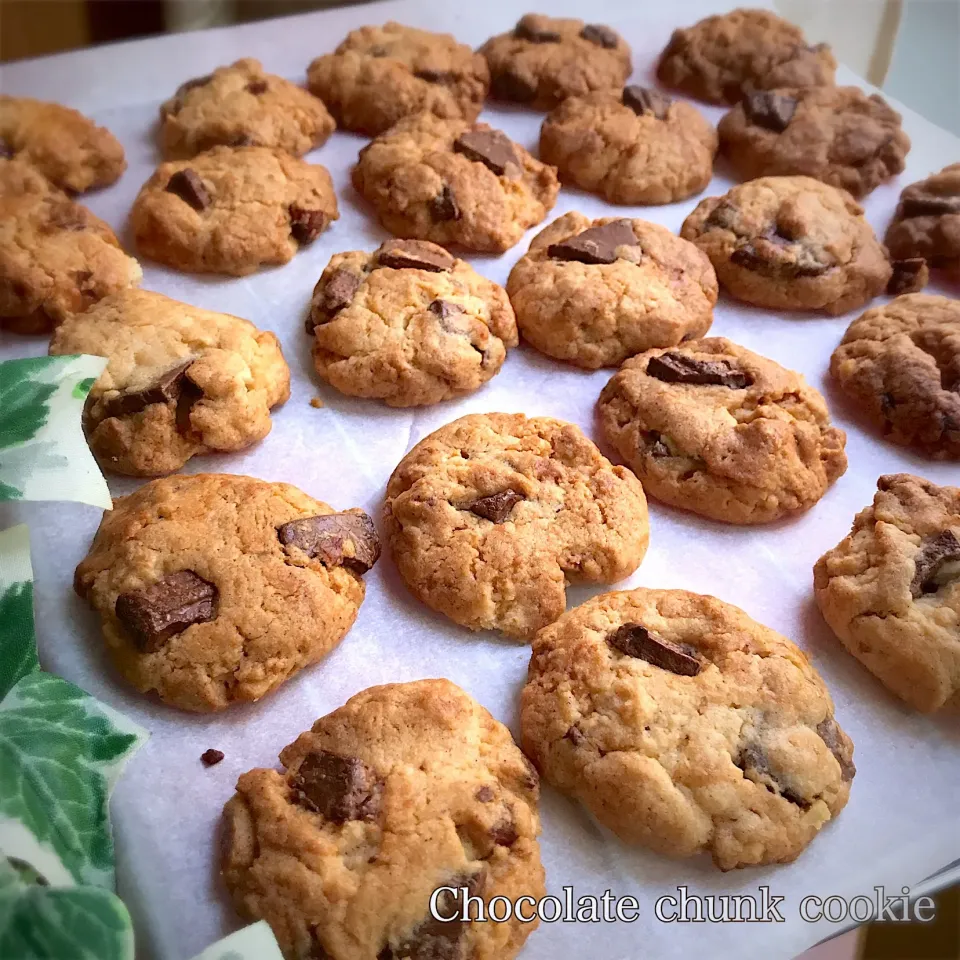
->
[598,337,848,524]
[306,22,489,136]
[829,294,960,459]
[539,85,717,205]
[307,239,517,406]
[383,413,649,640]
[657,8,837,105]
[49,289,290,476]
[681,175,891,315]
[521,587,854,871]
[480,14,631,110]
[159,58,335,159]
[0,95,125,193]
[131,145,338,276]
[74,474,380,712]
[718,87,910,198]
[0,158,142,334]
[222,679,544,960]
[506,213,717,369]
[885,163,960,279]
[352,114,559,253]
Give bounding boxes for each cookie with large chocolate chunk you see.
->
[222,679,544,960]
[522,587,854,871]
[814,474,960,712]
[74,474,377,711]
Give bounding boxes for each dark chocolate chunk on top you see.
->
[100,359,196,420]
[115,570,217,653]
[546,219,639,265]
[622,85,672,120]
[453,128,521,178]
[646,352,754,389]
[467,489,525,523]
[742,91,798,132]
[607,622,702,676]
[514,16,561,43]
[165,169,210,211]
[377,240,455,272]
[278,511,381,573]
[580,23,619,48]
[291,750,382,822]
[911,530,960,598]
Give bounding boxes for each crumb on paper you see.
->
[201,748,224,767]
[310,397,325,408]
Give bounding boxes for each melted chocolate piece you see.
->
[580,23,619,49]
[607,622,701,676]
[910,530,960,598]
[816,717,856,781]
[428,299,464,321]
[321,268,361,315]
[547,219,638,265]
[466,490,525,523]
[115,570,217,653]
[622,85,672,120]
[377,240,455,272]
[453,129,521,177]
[887,257,928,295]
[100,359,196,420]
[278,511,381,573]
[165,169,210,211]
[291,750,382,821]
[742,91,798,132]
[289,206,328,245]
[246,79,268,94]
[429,185,461,222]
[646,352,753,388]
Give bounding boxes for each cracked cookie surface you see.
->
[507,212,717,369]
[383,413,649,640]
[74,473,379,711]
[308,239,517,406]
[131,145,338,275]
[718,87,910,198]
[49,289,290,475]
[598,337,848,524]
[0,95,125,193]
[829,294,960,459]
[222,679,544,960]
[306,22,489,136]
[0,157,141,333]
[352,114,559,253]
[159,58,335,159]
[480,14,631,111]
[681,175,891,314]
[521,587,854,871]
[657,8,836,105]
[814,474,960,712]
[540,86,717,205]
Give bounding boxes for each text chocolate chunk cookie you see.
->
[598,337,847,524]
[222,679,544,960]
[384,413,649,639]
[522,587,854,871]
[74,474,380,711]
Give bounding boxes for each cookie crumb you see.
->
[201,748,225,766]
[310,397,325,408]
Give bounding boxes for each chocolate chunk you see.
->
[564,725,585,745]
[816,717,856,781]
[429,185,460,222]
[0,138,12,160]
[735,743,809,807]
[742,91,798,132]
[115,570,217,653]
[201,748,224,766]
[289,205,327,245]
[165,169,210,211]
[607,622,701,676]
[622,85,672,120]
[291,750,382,822]
[475,786,494,802]
[887,257,928,295]
[910,530,960,598]
[101,359,196,420]
[428,299,464,321]
[175,374,204,435]
[646,352,753,389]
[321,269,361,315]
[730,238,827,278]
[515,17,561,43]
[246,79,268,94]
[466,489,524,523]
[278,511,381,573]
[546,219,638,265]
[491,69,537,103]
[377,240,454,272]
[489,816,518,847]
[453,129,521,178]
[705,201,739,230]
[646,430,671,458]
[900,193,960,218]
[414,68,453,84]
[580,24,619,49]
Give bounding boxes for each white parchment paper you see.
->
[2,2,958,959]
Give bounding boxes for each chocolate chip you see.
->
[622,85,672,120]
[278,512,381,573]
[546,219,639,265]
[742,91,798,132]
[900,193,960,218]
[377,240,454,272]
[115,571,217,653]
[475,786,494,802]
[911,530,960,598]
[730,237,827,278]
[816,717,856,781]
[887,257,928,295]
[101,359,196,420]
[414,68,453,84]
[429,185,460,222]
[490,69,537,103]
[201,748,224,766]
[466,489,524,523]
[0,138,12,160]
[646,352,753,388]
[489,816,518,847]
[515,16,560,43]
[246,79,268,94]
[321,269,361,316]
[607,623,701,676]
[165,169,210,211]
[175,374,204,435]
[428,299,464,321]
[453,128,521,178]
[291,750,382,822]
[289,205,328,245]
[580,23,619,48]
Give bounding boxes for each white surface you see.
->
[1,2,959,960]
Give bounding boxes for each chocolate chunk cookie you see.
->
[74,473,380,711]
[657,8,837,105]
[308,239,517,406]
[384,413,649,639]
[719,87,910,198]
[306,22,489,136]
[352,114,559,253]
[681,175,891,314]
[0,158,142,334]
[480,14,631,110]
[539,86,717,205]
[814,474,960,712]
[0,95,125,193]
[598,337,848,524]
[131,146,338,275]
[885,163,960,279]
[522,587,854,871]
[159,58,335,159]
[222,679,544,960]
[830,294,960,459]
[49,289,290,475]
[507,212,717,369]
